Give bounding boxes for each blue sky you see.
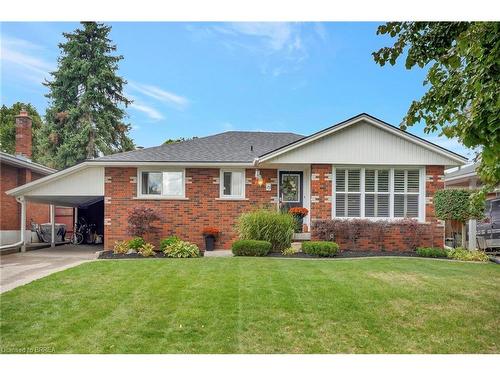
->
[0,22,471,158]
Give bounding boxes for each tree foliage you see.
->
[434,189,484,223]
[38,22,134,169]
[127,206,161,238]
[373,22,500,187]
[0,102,43,160]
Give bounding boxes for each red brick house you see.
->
[6,113,467,251]
[0,110,55,248]
[0,110,72,250]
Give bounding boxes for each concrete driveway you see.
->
[0,244,100,293]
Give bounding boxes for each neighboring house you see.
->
[0,110,72,248]
[7,113,467,251]
[445,163,500,250]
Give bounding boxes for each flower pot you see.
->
[204,235,216,251]
[293,216,304,233]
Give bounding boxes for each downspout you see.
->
[0,196,26,250]
[252,157,260,167]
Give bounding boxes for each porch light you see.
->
[255,169,264,186]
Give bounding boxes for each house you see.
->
[6,113,467,251]
[445,163,500,250]
[0,109,72,249]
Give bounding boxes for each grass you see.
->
[0,257,499,353]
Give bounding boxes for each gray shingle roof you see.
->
[92,131,304,163]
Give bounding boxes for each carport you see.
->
[6,163,105,251]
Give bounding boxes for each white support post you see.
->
[468,219,477,250]
[20,197,26,252]
[73,207,78,244]
[50,204,56,247]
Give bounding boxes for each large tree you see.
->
[38,22,134,169]
[0,102,43,159]
[373,22,499,187]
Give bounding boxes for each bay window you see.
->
[220,169,245,199]
[139,170,185,198]
[334,167,423,220]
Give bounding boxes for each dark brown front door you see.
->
[279,171,303,213]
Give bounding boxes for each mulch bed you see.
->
[98,250,205,259]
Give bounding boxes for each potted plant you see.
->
[288,207,309,233]
[202,227,221,251]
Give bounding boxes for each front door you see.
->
[279,171,303,213]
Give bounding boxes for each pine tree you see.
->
[38,22,134,169]
[0,102,43,159]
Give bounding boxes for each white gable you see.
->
[19,166,104,198]
[261,118,466,167]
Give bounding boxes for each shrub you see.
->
[138,243,155,257]
[236,209,295,252]
[128,206,161,237]
[232,240,272,256]
[128,236,146,250]
[281,247,297,256]
[302,241,339,257]
[160,236,181,251]
[163,240,200,258]
[346,219,370,250]
[399,219,424,250]
[447,248,489,262]
[416,247,448,258]
[113,240,129,254]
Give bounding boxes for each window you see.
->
[220,170,245,198]
[140,170,185,198]
[365,169,390,217]
[335,169,361,217]
[334,167,422,220]
[393,169,420,218]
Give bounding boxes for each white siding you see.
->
[24,167,104,197]
[266,120,461,166]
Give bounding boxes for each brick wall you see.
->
[310,164,332,221]
[104,167,279,250]
[0,165,50,231]
[311,165,445,251]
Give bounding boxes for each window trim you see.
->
[219,168,246,199]
[332,166,425,222]
[136,168,186,199]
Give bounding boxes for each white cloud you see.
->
[129,102,164,121]
[128,81,189,109]
[205,22,314,77]
[0,34,54,82]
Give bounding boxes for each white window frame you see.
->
[332,166,426,222]
[219,169,246,200]
[136,168,186,199]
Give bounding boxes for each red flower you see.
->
[289,207,309,217]
[203,227,221,237]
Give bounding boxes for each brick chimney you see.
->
[15,108,32,159]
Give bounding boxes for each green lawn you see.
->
[1,258,499,353]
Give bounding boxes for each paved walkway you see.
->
[204,250,233,257]
[0,244,100,293]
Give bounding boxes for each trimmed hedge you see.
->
[302,241,339,257]
[416,247,448,258]
[232,240,272,256]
